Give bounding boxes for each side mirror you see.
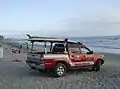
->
[91,51,93,54]
[87,51,93,54]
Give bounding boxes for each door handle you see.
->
[72,55,75,57]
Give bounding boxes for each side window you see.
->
[81,47,90,53]
[69,47,80,53]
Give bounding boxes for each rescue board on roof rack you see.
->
[27,35,77,44]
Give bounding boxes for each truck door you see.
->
[68,45,86,67]
[80,47,94,66]
[68,45,94,68]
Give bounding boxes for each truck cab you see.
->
[26,35,104,77]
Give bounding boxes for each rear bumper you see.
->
[26,60,45,69]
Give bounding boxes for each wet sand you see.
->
[0,42,120,89]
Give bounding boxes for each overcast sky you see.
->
[0,0,120,38]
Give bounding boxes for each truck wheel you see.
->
[95,60,101,72]
[53,63,66,77]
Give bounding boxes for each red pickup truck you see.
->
[26,35,104,77]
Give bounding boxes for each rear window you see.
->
[31,42,50,52]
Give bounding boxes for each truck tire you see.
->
[95,60,101,72]
[53,63,66,77]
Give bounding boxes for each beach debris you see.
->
[12,59,22,62]
[0,47,3,58]
[12,48,27,54]
[5,48,8,50]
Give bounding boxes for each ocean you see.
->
[13,35,120,54]
[70,35,120,54]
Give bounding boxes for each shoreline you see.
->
[97,52,120,55]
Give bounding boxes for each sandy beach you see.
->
[0,41,120,89]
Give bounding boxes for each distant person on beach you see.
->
[18,45,22,54]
